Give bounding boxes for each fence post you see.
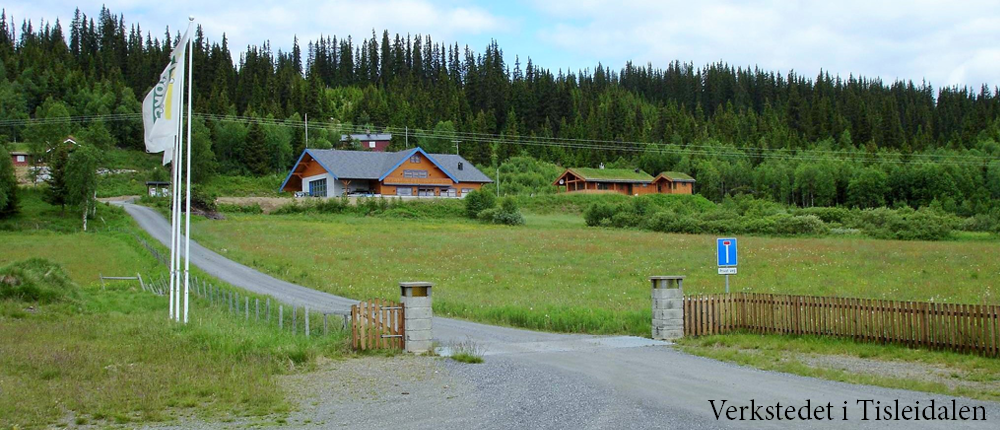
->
[266,298,271,322]
[245,297,249,320]
[324,313,329,335]
[293,306,298,334]
[650,276,685,340]
[255,299,260,322]
[305,307,310,338]
[400,282,434,353]
[279,305,284,330]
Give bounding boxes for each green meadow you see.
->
[0,191,348,428]
[192,211,1000,337]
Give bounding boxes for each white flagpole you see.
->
[173,51,186,322]
[183,16,194,324]
[168,135,177,320]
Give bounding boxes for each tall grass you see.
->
[1,191,349,428]
[192,212,1000,337]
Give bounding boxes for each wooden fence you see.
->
[684,293,1000,357]
[351,299,405,351]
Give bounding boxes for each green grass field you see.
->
[191,212,1000,337]
[0,191,349,428]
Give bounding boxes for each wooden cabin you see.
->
[280,147,492,198]
[553,167,695,195]
[651,172,696,194]
[9,151,30,167]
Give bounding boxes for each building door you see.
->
[309,178,328,197]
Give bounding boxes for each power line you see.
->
[3,113,995,166]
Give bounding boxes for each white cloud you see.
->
[5,1,511,59]
[530,0,1000,88]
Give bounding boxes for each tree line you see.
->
[0,5,998,217]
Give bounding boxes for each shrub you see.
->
[217,203,264,214]
[772,215,829,236]
[0,258,78,303]
[794,207,853,224]
[477,197,525,226]
[584,202,617,227]
[464,189,496,219]
[190,187,218,212]
[854,207,958,241]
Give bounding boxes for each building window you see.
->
[597,183,608,190]
[461,188,473,196]
[671,182,677,190]
[443,188,457,197]
[417,187,434,197]
[410,154,421,163]
[369,141,376,148]
[396,187,412,196]
[403,169,428,178]
[16,155,25,163]
[309,178,327,197]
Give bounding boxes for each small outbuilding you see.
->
[651,172,696,194]
[10,151,30,166]
[146,181,171,197]
[341,133,392,152]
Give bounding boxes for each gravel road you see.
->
[122,203,1000,429]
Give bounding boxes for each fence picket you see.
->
[679,293,998,358]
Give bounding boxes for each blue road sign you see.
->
[717,238,738,266]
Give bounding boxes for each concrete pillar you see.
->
[651,276,684,340]
[400,281,433,354]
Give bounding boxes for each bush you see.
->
[190,187,218,212]
[853,207,958,241]
[584,202,617,227]
[217,203,264,214]
[794,207,853,224]
[464,190,496,219]
[477,197,525,225]
[772,215,829,236]
[0,258,78,303]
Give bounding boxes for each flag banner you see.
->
[142,27,191,165]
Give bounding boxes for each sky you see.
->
[6,0,1000,90]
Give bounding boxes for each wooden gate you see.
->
[351,299,405,350]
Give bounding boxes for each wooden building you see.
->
[10,151,30,167]
[553,168,695,195]
[280,147,492,198]
[341,133,392,152]
[652,172,696,194]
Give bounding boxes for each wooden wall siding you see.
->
[386,154,452,182]
[301,157,328,177]
[683,293,1000,357]
[351,298,405,350]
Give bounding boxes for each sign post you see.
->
[716,238,738,293]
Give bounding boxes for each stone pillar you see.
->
[400,281,433,354]
[651,276,684,340]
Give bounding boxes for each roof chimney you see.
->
[458,162,464,170]
[634,168,640,173]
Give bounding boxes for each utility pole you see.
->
[496,166,500,198]
[405,126,408,148]
[304,113,308,149]
[452,140,460,154]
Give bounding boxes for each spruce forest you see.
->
[2,6,1000,216]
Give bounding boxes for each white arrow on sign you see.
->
[722,240,732,264]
